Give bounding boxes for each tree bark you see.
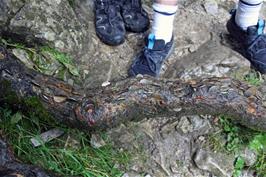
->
[0,136,55,177]
[0,46,266,132]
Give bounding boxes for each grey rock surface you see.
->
[204,0,219,15]
[193,149,235,177]
[238,169,257,177]
[240,148,258,167]
[0,0,25,27]
[107,116,214,177]
[1,0,90,60]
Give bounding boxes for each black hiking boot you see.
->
[120,0,150,33]
[227,10,266,74]
[94,0,126,46]
[128,34,174,77]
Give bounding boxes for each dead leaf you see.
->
[247,105,256,114]
[10,173,24,177]
[30,128,64,147]
[0,52,5,60]
[53,96,67,103]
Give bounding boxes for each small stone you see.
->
[239,148,257,167]
[67,79,74,86]
[90,134,106,148]
[131,164,142,172]
[263,101,266,108]
[188,45,197,53]
[136,74,144,78]
[173,107,182,112]
[198,136,205,142]
[176,116,193,134]
[204,0,218,15]
[121,173,130,177]
[238,169,256,177]
[244,87,257,97]
[102,81,111,87]
[83,70,89,75]
[139,79,152,84]
[122,172,142,177]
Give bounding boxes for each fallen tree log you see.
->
[0,136,55,177]
[0,46,266,132]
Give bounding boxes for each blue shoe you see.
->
[227,10,266,74]
[128,34,174,77]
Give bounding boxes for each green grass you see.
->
[68,0,75,7]
[249,134,266,176]
[0,38,80,77]
[233,156,245,177]
[244,70,264,86]
[232,69,264,86]
[41,46,79,76]
[0,107,130,177]
[207,115,266,177]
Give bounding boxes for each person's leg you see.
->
[152,0,178,43]
[128,0,178,77]
[235,0,263,30]
[227,0,266,73]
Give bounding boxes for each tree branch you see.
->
[0,46,266,132]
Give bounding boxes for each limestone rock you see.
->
[238,169,257,177]
[0,0,25,27]
[193,149,235,177]
[2,0,90,59]
[107,117,213,177]
[176,115,212,135]
[239,148,257,167]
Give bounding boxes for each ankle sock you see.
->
[151,3,178,43]
[235,0,263,30]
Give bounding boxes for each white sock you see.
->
[152,3,178,43]
[235,0,263,30]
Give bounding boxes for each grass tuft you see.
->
[0,107,130,177]
[207,115,266,177]
[0,38,80,77]
[244,70,264,86]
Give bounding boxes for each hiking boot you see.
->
[94,0,126,45]
[120,0,150,33]
[227,10,266,74]
[128,34,174,77]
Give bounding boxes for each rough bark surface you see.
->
[1,46,266,132]
[0,136,55,177]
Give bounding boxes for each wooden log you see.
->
[0,45,266,132]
